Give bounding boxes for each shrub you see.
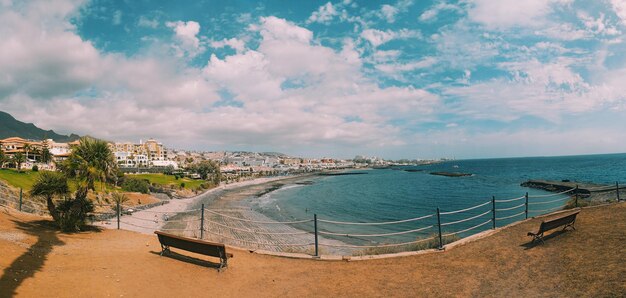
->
[55,190,95,232]
[122,177,150,194]
[180,182,186,189]
[32,165,39,172]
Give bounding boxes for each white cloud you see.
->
[442,58,619,123]
[7,1,626,158]
[375,57,437,73]
[578,12,621,36]
[166,20,203,57]
[361,28,422,47]
[467,0,571,29]
[380,5,399,23]
[210,38,246,53]
[534,23,590,41]
[202,16,440,148]
[112,10,122,25]
[307,2,338,24]
[431,23,500,69]
[419,2,460,22]
[610,0,626,25]
[138,16,158,28]
[378,0,413,23]
[371,50,401,63]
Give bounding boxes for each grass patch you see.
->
[131,173,205,190]
[353,234,461,256]
[0,169,39,190]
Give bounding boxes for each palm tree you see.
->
[41,147,52,164]
[30,171,70,222]
[23,143,31,161]
[13,152,25,172]
[60,137,117,191]
[111,191,129,209]
[0,149,6,168]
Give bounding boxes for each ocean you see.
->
[244,153,626,245]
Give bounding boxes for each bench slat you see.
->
[538,211,579,234]
[155,231,232,269]
[528,210,579,244]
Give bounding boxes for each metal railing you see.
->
[1,182,623,256]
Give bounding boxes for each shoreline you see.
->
[96,174,313,233]
[97,172,353,255]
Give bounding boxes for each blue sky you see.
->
[1,0,626,159]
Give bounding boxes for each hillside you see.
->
[0,111,80,142]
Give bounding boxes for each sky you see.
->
[1,0,626,159]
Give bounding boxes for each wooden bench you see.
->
[527,210,579,244]
[155,231,233,270]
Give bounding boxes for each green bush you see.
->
[56,193,94,232]
[122,177,150,194]
[32,165,39,172]
[180,182,185,189]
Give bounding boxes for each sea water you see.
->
[245,153,626,245]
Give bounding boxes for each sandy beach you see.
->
[97,175,305,233]
[97,174,351,254]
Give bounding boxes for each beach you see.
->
[98,174,352,255]
[97,175,306,233]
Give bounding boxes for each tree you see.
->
[55,188,94,232]
[191,160,221,184]
[111,191,129,215]
[121,177,150,194]
[60,137,117,191]
[41,147,52,164]
[23,143,31,161]
[163,165,174,175]
[0,149,6,168]
[111,192,129,205]
[31,147,42,162]
[13,152,25,172]
[30,171,70,222]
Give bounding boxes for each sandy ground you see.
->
[0,202,624,297]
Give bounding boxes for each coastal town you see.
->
[0,136,444,176]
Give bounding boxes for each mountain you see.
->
[0,111,80,142]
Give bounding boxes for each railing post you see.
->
[200,203,205,239]
[491,196,496,229]
[19,188,22,211]
[525,192,529,219]
[314,214,319,257]
[436,207,443,250]
[616,182,620,202]
[575,185,579,208]
[116,201,120,230]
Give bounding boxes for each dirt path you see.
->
[0,203,624,297]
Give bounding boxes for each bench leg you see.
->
[562,223,575,231]
[531,233,544,244]
[160,244,170,256]
[218,252,227,271]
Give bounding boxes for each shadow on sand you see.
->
[149,250,222,269]
[0,219,102,297]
